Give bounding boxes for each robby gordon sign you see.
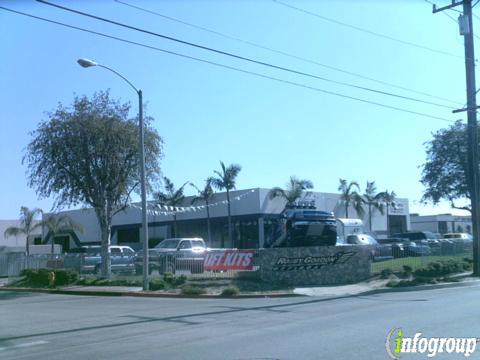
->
[204,250,255,270]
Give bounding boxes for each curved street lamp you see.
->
[77,58,149,291]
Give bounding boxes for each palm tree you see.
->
[154,177,189,238]
[42,214,83,254]
[269,176,314,209]
[191,179,215,246]
[381,190,396,236]
[338,179,365,218]
[4,206,43,255]
[210,161,242,247]
[363,181,385,232]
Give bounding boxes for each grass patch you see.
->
[371,254,472,274]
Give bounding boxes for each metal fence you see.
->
[0,240,474,280]
[370,239,474,274]
[0,252,255,279]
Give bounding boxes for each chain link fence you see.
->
[371,239,474,274]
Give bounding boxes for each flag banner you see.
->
[128,190,255,215]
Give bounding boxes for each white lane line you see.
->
[0,340,48,351]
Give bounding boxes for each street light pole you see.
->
[77,58,150,290]
[138,89,150,290]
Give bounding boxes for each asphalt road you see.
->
[1,283,480,360]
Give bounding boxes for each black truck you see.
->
[265,209,337,248]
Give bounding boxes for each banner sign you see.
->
[204,250,255,270]
[258,246,371,286]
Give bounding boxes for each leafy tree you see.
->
[380,190,396,236]
[363,181,385,232]
[420,120,471,212]
[23,91,163,277]
[154,177,189,238]
[211,161,242,247]
[269,176,314,209]
[42,214,84,254]
[4,207,43,255]
[338,179,365,218]
[191,179,215,246]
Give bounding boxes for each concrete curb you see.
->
[357,278,480,297]
[1,277,479,300]
[0,286,302,299]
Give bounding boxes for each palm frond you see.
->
[269,187,286,200]
[4,227,24,238]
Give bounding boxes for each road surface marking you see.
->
[0,340,48,351]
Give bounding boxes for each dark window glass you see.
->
[179,241,191,249]
[117,228,140,244]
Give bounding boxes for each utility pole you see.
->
[433,0,480,276]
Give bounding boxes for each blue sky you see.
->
[0,0,475,219]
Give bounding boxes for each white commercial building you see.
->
[410,214,472,235]
[42,188,410,251]
[0,220,42,252]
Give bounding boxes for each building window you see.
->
[117,227,140,244]
[33,237,42,245]
[438,221,448,234]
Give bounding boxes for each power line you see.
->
[424,0,458,22]
[424,0,480,42]
[114,0,463,106]
[272,0,464,59]
[0,6,458,124]
[35,0,456,110]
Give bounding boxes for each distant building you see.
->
[410,213,472,235]
[0,220,42,251]
[44,188,410,251]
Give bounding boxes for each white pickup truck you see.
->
[135,238,206,274]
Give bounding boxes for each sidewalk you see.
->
[293,279,390,297]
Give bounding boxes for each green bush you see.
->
[174,274,187,286]
[379,268,393,279]
[161,272,187,287]
[162,272,175,284]
[414,259,471,278]
[181,285,206,295]
[54,269,78,286]
[221,286,240,296]
[20,268,78,287]
[92,278,110,286]
[149,279,166,291]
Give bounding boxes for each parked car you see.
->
[377,237,432,258]
[343,234,394,261]
[443,233,473,253]
[443,233,473,241]
[377,237,409,258]
[403,241,432,257]
[392,231,441,254]
[66,245,136,274]
[135,238,206,274]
